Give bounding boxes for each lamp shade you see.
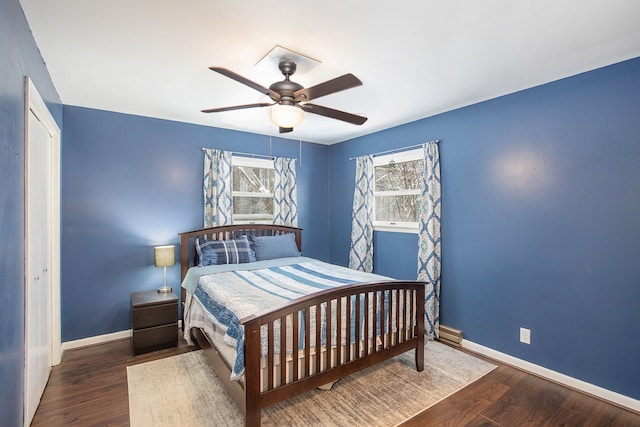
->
[154,245,175,267]
[269,104,304,128]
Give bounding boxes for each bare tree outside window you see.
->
[232,159,274,222]
[233,165,274,193]
[373,149,423,229]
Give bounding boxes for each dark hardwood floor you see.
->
[32,337,639,426]
[400,359,640,427]
[31,337,198,426]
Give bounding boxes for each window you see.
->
[232,157,274,223]
[373,148,422,233]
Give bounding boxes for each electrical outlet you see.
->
[520,327,531,344]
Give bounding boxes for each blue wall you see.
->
[0,1,63,424]
[328,57,640,399]
[61,106,330,341]
[3,0,639,417]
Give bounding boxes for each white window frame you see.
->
[372,148,422,234]
[231,156,274,224]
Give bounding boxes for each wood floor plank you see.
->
[461,415,502,427]
[401,347,640,427]
[31,337,197,426]
[32,337,640,426]
[480,373,572,425]
[401,370,511,426]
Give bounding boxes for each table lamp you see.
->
[154,245,175,293]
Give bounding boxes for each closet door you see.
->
[25,108,53,425]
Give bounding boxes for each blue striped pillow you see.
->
[196,235,257,266]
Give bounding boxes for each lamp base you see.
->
[157,286,173,294]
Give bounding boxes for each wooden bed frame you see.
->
[179,224,425,426]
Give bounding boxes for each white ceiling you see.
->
[20,0,640,145]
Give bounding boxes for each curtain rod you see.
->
[201,148,301,163]
[201,148,275,160]
[348,140,440,161]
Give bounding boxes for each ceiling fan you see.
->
[202,60,368,133]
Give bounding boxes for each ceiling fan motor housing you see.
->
[269,60,304,104]
[278,59,297,76]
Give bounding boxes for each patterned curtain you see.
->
[349,155,374,272]
[273,157,298,227]
[203,148,233,227]
[417,142,442,338]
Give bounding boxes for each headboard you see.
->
[178,224,303,289]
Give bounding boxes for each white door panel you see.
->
[25,109,52,425]
[24,78,60,427]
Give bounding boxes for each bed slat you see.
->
[346,295,352,362]
[336,297,342,366]
[267,322,274,390]
[326,300,333,369]
[373,291,379,353]
[292,311,299,382]
[315,304,321,374]
[355,292,361,358]
[304,309,310,378]
[280,316,286,387]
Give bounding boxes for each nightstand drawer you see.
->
[132,323,178,354]
[132,302,178,329]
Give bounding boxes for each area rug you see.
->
[127,341,495,426]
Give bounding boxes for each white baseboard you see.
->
[462,339,640,413]
[61,321,183,352]
[62,330,132,351]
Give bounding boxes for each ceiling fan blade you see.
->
[300,103,368,125]
[279,127,294,134]
[293,74,362,102]
[209,67,281,100]
[201,102,273,113]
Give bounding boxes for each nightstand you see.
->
[131,290,179,355]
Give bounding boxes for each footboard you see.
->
[241,281,425,427]
[180,225,426,426]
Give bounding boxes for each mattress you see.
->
[182,257,405,381]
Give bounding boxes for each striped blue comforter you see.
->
[184,257,392,379]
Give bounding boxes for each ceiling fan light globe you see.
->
[269,104,304,128]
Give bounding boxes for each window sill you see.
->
[373,225,419,234]
[232,220,273,225]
